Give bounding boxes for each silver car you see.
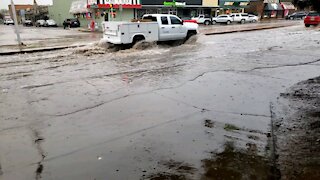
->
[212,15,233,25]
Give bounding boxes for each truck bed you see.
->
[102,21,159,44]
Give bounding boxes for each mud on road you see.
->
[273,76,320,180]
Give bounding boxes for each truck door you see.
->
[198,15,205,23]
[159,16,171,41]
[169,16,186,40]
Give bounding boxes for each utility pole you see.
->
[10,0,23,51]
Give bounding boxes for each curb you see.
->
[204,24,295,35]
[0,44,86,56]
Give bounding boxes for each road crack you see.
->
[31,129,46,180]
[243,58,320,72]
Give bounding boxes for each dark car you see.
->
[23,20,33,26]
[286,12,307,20]
[63,18,80,28]
[304,12,320,27]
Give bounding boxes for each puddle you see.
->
[201,141,279,180]
[144,160,196,180]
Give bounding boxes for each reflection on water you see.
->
[143,141,279,180]
[201,141,279,180]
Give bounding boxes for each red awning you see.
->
[281,2,295,10]
[87,4,142,9]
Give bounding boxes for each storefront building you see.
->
[87,0,141,22]
[138,0,219,18]
[218,0,250,14]
[264,1,283,18]
[280,1,295,17]
[245,0,295,19]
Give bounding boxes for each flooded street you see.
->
[0,24,320,179]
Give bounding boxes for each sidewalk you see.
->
[0,25,102,55]
[200,20,301,35]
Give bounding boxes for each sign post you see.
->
[10,0,23,51]
[119,4,123,21]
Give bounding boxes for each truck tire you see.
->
[240,19,245,24]
[186,30,197,40]
[132,35,145,45]
[204,20,210,25]
[212,20,216,25]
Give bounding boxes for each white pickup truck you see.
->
[102,14,198,45]
[191,14,212,25]
[230,13,250,24]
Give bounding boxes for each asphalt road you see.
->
[0,24,320,180]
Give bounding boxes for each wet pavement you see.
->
[0,25,101,52]
[0,23,320,179]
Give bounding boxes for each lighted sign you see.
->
[163,1,186,7]
[224,2,234,5]
[240,2,249,6]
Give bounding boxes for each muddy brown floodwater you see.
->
[273,76,320,180]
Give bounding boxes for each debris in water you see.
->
[132,40,156,50]
[204,119,214,128]
[224,124,240,131]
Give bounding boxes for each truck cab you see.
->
[142,14,188,41]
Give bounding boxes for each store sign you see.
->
[264,0,279,3]
[224,2,234,5]
[104,0,132,4]
[240,2,249,6]
[163,1,186,7]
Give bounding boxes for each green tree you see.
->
[293,0,320,11]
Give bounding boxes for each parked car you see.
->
[4,19,14,25]
[286,12,307,20]
[248,14,259,23]
[230,13,249,24]
[181,17,197,23]
[102,14,198,45]
[304,12,320,27]
[35,19,46,27]
[63,18,80,28]
[23,20,33,26]
[45,19,57,27]
[212,15,233,25]
[192,14,212,25]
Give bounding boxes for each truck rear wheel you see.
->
[132,35,145,46]
[204,20,211,25]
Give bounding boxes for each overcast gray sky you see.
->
[0,0,53,10]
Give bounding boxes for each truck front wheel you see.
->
[186,30,197,40]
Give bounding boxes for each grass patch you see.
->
[224,124,240,131]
